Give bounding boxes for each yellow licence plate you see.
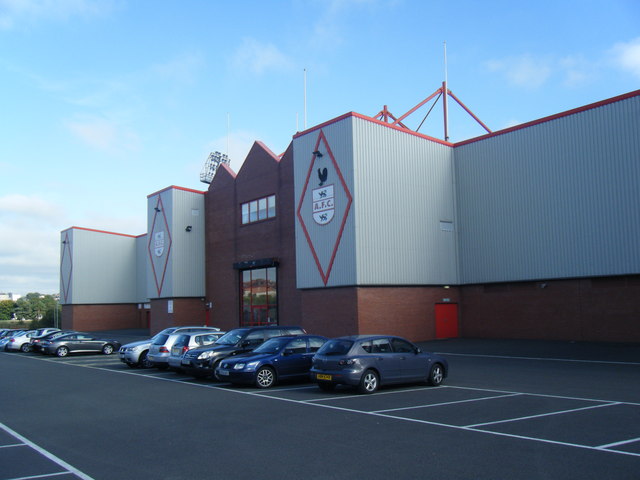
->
[316,374,332,381]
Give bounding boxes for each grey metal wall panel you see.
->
[170,189,205,297]
[61,228,137,304]
[295,115,459,289]
[294,116,357,288]
[147,188,205,298]
[135,235,148,303]
[456,95,640,283]
[352,118,458,285]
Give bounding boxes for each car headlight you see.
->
[198,351,215,360]
[233,363,245,370]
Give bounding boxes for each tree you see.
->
[0,300,15,321]
[14,293,59,327]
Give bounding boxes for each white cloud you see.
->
[231,38,293,75]
[486,55,552,89]
[152,52,205,85]
[65,115,141,153]
[0,0,113,30]
[0,193,68,294]
[610,37,640,79]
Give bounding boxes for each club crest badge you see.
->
[312,184,334,225]
[154,231,165,257]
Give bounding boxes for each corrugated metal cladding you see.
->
[456,94,640,284]
[60,229,138,304]
[352,118,458,285]
[146,188,205,299]
[294,116,357,288]
[135,235,148,303]
[294,115,459,289]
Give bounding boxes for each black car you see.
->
[181,325,306,379]
[30,330,72,353]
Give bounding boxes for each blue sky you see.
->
[1,0,639,296]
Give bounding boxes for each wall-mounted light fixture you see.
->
[312,150,323,157]
[62,240,68,244]
[185,226,192,232]
[154,207,161,212]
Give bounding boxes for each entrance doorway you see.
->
[435,303,459,339]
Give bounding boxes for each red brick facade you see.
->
[148,298,208,334]
[61,304,145,331]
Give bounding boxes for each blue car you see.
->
[310,335,448,394]
[216,335,328,388]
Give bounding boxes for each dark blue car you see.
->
[310,335,448,394]
[216,335,328,388]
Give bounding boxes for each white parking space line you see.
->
[0,443,24,449]
[597,436,640,449]
[9,472,71,479]
[13,352,640,459]
[0,422,94,480]
[373,393,523,413]
[466,401,621,428]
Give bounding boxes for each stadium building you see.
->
[60,89,640,342]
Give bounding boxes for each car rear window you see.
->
[152,334,170,345]
[317,339,353,356]
[173,335,189,347]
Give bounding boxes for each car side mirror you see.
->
[283,349,294,356]
[415,348,422,354]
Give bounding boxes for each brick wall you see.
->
[459,276,640,342]
[149,298,208,335]
[61,304,140,331]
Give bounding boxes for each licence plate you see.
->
[181,359,190,366]
[316,374,332,381]
[218,370,229,376]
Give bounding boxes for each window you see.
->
[241,267,278,326]
[391,338,415,353]
[371,339,392,353]
[308,337,326,352]
[287,338,307,354]
[241,195,276,224]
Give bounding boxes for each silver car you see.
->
[167,331,225,371]
[5,329,37,352]
[147,326,221,369]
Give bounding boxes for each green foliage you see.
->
[1,293,60,328]
[0,300,15,321]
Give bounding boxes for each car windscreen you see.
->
[317,339,354,356]
[253,337,290,354]
[214,329,248,346]
[152,334,171,346]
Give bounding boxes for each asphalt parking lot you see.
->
[1,333,639,480]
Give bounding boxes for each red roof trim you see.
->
[60,226,139,238]
[455,89,640,147]
[293,111,454,146]
[147,185,206,198]
[255,140,282,162]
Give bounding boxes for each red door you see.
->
[435,303,459,339]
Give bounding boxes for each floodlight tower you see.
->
[200,151,230,184]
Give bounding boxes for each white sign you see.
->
[312,184,335,225]
[167,300,173,313]
[154,231,165,257]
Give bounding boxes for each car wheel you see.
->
[56,346,69,357]
[427,363,445,386]
[139,351,153,369]
[20,343,31,353]
[358,369,379,394]
[102,344,114,355]
[318,382,336,392]
[255,366,276,389]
